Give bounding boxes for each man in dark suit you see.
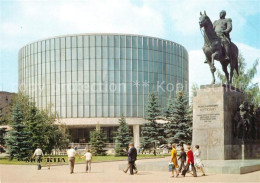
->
[127,143,137,175]
[178,147,186,172]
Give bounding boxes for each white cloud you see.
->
[0,0,164,51]
[189,42,260,89]
[165,0,260,35]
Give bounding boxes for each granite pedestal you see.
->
[192,84,245,160]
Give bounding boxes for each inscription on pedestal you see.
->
[197,104,220,123]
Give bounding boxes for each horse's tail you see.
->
[232,43,239,76]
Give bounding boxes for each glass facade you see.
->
[18,34,189,118]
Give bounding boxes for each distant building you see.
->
[18,33,189,147]
[0,91,16,124]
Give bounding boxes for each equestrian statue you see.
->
[199,10,239,84]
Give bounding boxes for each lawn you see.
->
[0,154,170,166]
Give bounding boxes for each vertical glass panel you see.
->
[78,59,83,71]
[143,37,148,49]
[84,36,89,47]
[102,58,108,71]
[158,40,162,51]
[46,40,50,50]
[95,35,101,46]
[108,58,114,71]
[132,48,137,59]
[90,59,96,71]
[90,71,95,82]
[102,35,108,46]
[108,71,114,82]
[120,48,125,59]
[138,49,142,60]
[115,48,120,59]
[90,47,95,58]
[78,48,83,59]
[96,59,101,71]
[120,59,125,71]
[132,36,137,48]
[126,71,131,81]
[96,47,101,59]
[143,49,148,61]
[37,42,41,52]
[42,41,46,51]
[114,71,119,83]
[60,49,66,61]
[90,36,95,47]
[126,48,131,59]
[138,37,142,48]
[66,49,71,59]
[126,36,131,48]
[55,38,60,49]
[66,37,71,48]
[114,36,119,47]
[51,50,55,61]
[120,36,125,47]
[78,70,83,82]
[132,59,137,71]
[72,60,77,72]
[61,38,65,48]
[72,48,77,59]
[84,47,89,58]
[72,36,77,48]
[77,36,83,47]
[66,60,72,72]
[126,60,131,71]
[120,71,125,83]
[108,36,114,46]
[108,47,114,58]
[115,58,119,71]
[102,47,108,58]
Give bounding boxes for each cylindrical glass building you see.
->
[18,33,189,146]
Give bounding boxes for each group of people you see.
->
[32,145,92,174]
[32,143,205,178]
[170,144,206,177]
[67,146,92,174]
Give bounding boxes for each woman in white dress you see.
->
[194,145,206,176]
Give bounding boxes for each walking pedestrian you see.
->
[126,143,137,175]
[123,161,138,174]
[181,146,197,177]
[194,145,206,176]
[178,147,186,173]
[32,146,44,170]
[67,146,78,174]
[81,149,92,173]
[170,144,179,177]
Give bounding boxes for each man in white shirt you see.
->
[67,146,77,174]
[81,149,92,173]
[32,146,44,170]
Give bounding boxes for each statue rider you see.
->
[213,10,232,61]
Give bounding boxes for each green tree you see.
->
[164,97,178,144]
[5,92,69,158]
[114,114,132,156]
[166,92,192,145]
[217,54,260,106]
[26,107,69,154]
[141,92,163,155]
[90,128,107,156]
[0,127,7,146]
[5,102,32,160]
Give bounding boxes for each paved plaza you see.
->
[0,158,260,183]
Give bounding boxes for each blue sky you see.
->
[0,0,259,93]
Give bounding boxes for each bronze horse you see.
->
[199,11,239,84]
